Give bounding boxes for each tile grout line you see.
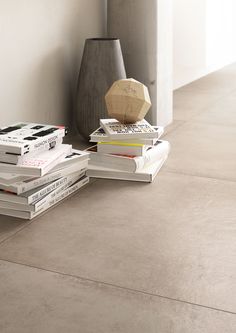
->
[0,258,235,317]
[173,85,236,124]
[0,170,234,248]
[175,85,236,99]
[162,169,236,184]
[188,119,236,128]
[0,178,100,247]
[163,120,188,138]
[0,221,35,246]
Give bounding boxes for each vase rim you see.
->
[87,38,119,41]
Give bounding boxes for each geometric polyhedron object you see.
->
[105,78,152,124]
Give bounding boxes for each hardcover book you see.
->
[97,141,149,156]
[0,137,63,164]
[0,161,88,195]
[0,172,30,185]
[0,172,85,212]
[0,155,89,192]
[0,170,85,205]
[0,175,89,219]
[7,161,87,195]
[0,144,72,177]
[90,126,164,144]
[86,155,168,182]
[100,119,160,140]
[0,122,67,155]
[87,140,170,173]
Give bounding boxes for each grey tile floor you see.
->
[0,64,236,332]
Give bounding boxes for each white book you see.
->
[0,172,30,185]
[0,159,88,194]
[0,149,89,186]
[0,137,63,164]
[0,122,66,155]
[100,119,160,140]
[87,140,170,173]
[0,172,86,212]
[90,126,164,143]
[0,170,86,205]
[0,175,89,219]
[52,149,90,171]
[0,144,72,177]
[86,155,168,182]
[97,141,149,156]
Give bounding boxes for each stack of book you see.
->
[0,122,90,219]
[86,118,170,182]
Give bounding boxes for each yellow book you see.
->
[98,141,144,147]
[97,141,148,156]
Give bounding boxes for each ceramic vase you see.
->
[75,38,126,140]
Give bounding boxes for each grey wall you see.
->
[0,0,106,129]
[108,0,173,127]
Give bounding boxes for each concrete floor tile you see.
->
[0,215,29,243]
[162,120,184,137]
[192,93,236,127]
[0,260,236,333]
[165,122,236,181]
[1,62,236,330]
[0,173,235,313]
[173,89,221,121]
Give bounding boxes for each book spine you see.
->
[134,141,170,172]
[100,120,159,140]
[13,163,87,194]
[33,173,83,212]
[31,176,89,219]
[15,172,65,194]
[109,132,159,140]
[0,208,29,219]
[27,172,83,204]
[90,127,164,144]
[88,153,131,171]
[0,176,89,219]
[97,144,143,156]
[0,200,35,212]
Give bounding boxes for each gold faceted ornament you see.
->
[105,78,152,124]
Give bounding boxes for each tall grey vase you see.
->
[75,38,126,140]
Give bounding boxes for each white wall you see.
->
[0,0,106,129]
[174,0,236,89]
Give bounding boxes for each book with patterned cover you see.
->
[100,119,160,140]
[0,122,67,155]
[90,126,164,144]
